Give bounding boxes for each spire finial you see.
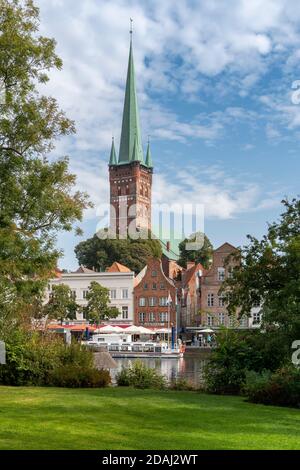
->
[130,18,133,41]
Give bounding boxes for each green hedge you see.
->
[243,366,300,408]
[0,329,110,388]
[116,361,166,390]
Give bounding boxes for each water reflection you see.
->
[111,354,209,387]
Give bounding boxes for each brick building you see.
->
[108,35,153,237]
[198,243,246,328]
[134,258,177,328]
[180,262,206,328]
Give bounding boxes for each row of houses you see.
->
[46,242,262,333]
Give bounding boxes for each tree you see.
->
[44,284,78,324]
[75,235,162,274]
[178,232,213,269]
[0,0,90,312]
[222,198,300,347]
[83,282,120,325]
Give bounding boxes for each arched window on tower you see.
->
[118,187,121,196]
[126,185,129,196]
[140,185,143,196]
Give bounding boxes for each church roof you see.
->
[106,262,132,273]
[145,142,153,168]
[118,38,144,165]
[109,138,117,165]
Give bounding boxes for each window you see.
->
[83,290,89,299]
[228,268,234,279]
[139,297,146,307]
[253,300,260,308]
[218,267,225,281]
[219,312,226,325]
[143,283,148,290]
[159,297,168,306]
[159,312,168,322]
[207,293,214,307]
[229,316,237,328]
[149,297,157,307]
[139,312,146,323]
[122,307,129,320]
[152,283,157,290]
[239,315,248,327]
[207,315,214,326]
[71,290,77,300]
[122,289,128,299]
[151,270,157,277]
[253,312,261,325]
[218,295,226,307]
[110,289,117,300]
[160,283,165,290]
[149,312,155,322]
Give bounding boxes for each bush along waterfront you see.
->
[0,329,110,388]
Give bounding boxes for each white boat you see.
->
[84,338,184,358]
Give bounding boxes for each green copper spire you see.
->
[118,33,144,165]
[145,141,153,168]
[109,137,117,165]
[131,134,140,162]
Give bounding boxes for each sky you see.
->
[36,0,300,270]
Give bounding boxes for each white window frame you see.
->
[122,306,129,320]
[218,267,225,281]
[149,297,157,307]
[139,312,146,323]
[110,289,117,300]
[139,297,146,307]
[159,312,168,322]
[149,312,155,322]
[122,289,128,300]
[207,293,214,307]
[253,312,261,325]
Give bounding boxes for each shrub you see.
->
[116,361,166,390]
[203,328,290,395]
[244,366,300,408]
[49,366,111,388]
[169,378,197,391]
[0,328,108,388]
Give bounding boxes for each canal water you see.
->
[112,353,209,387]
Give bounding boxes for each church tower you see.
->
[109,28,153,238]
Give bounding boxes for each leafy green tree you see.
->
[222,198,300,346]
[0,0,90,312]
[75,235,162,274]
[83,281,120,325]
[178,232,213,269]
[44,284,78,324]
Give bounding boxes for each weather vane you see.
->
[130,18,133,37]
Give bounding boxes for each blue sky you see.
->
[36,0,300,270]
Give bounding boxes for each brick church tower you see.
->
[108,31,153,238]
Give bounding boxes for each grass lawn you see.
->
[0,386,299,450]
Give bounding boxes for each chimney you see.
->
[166,241,170,252]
